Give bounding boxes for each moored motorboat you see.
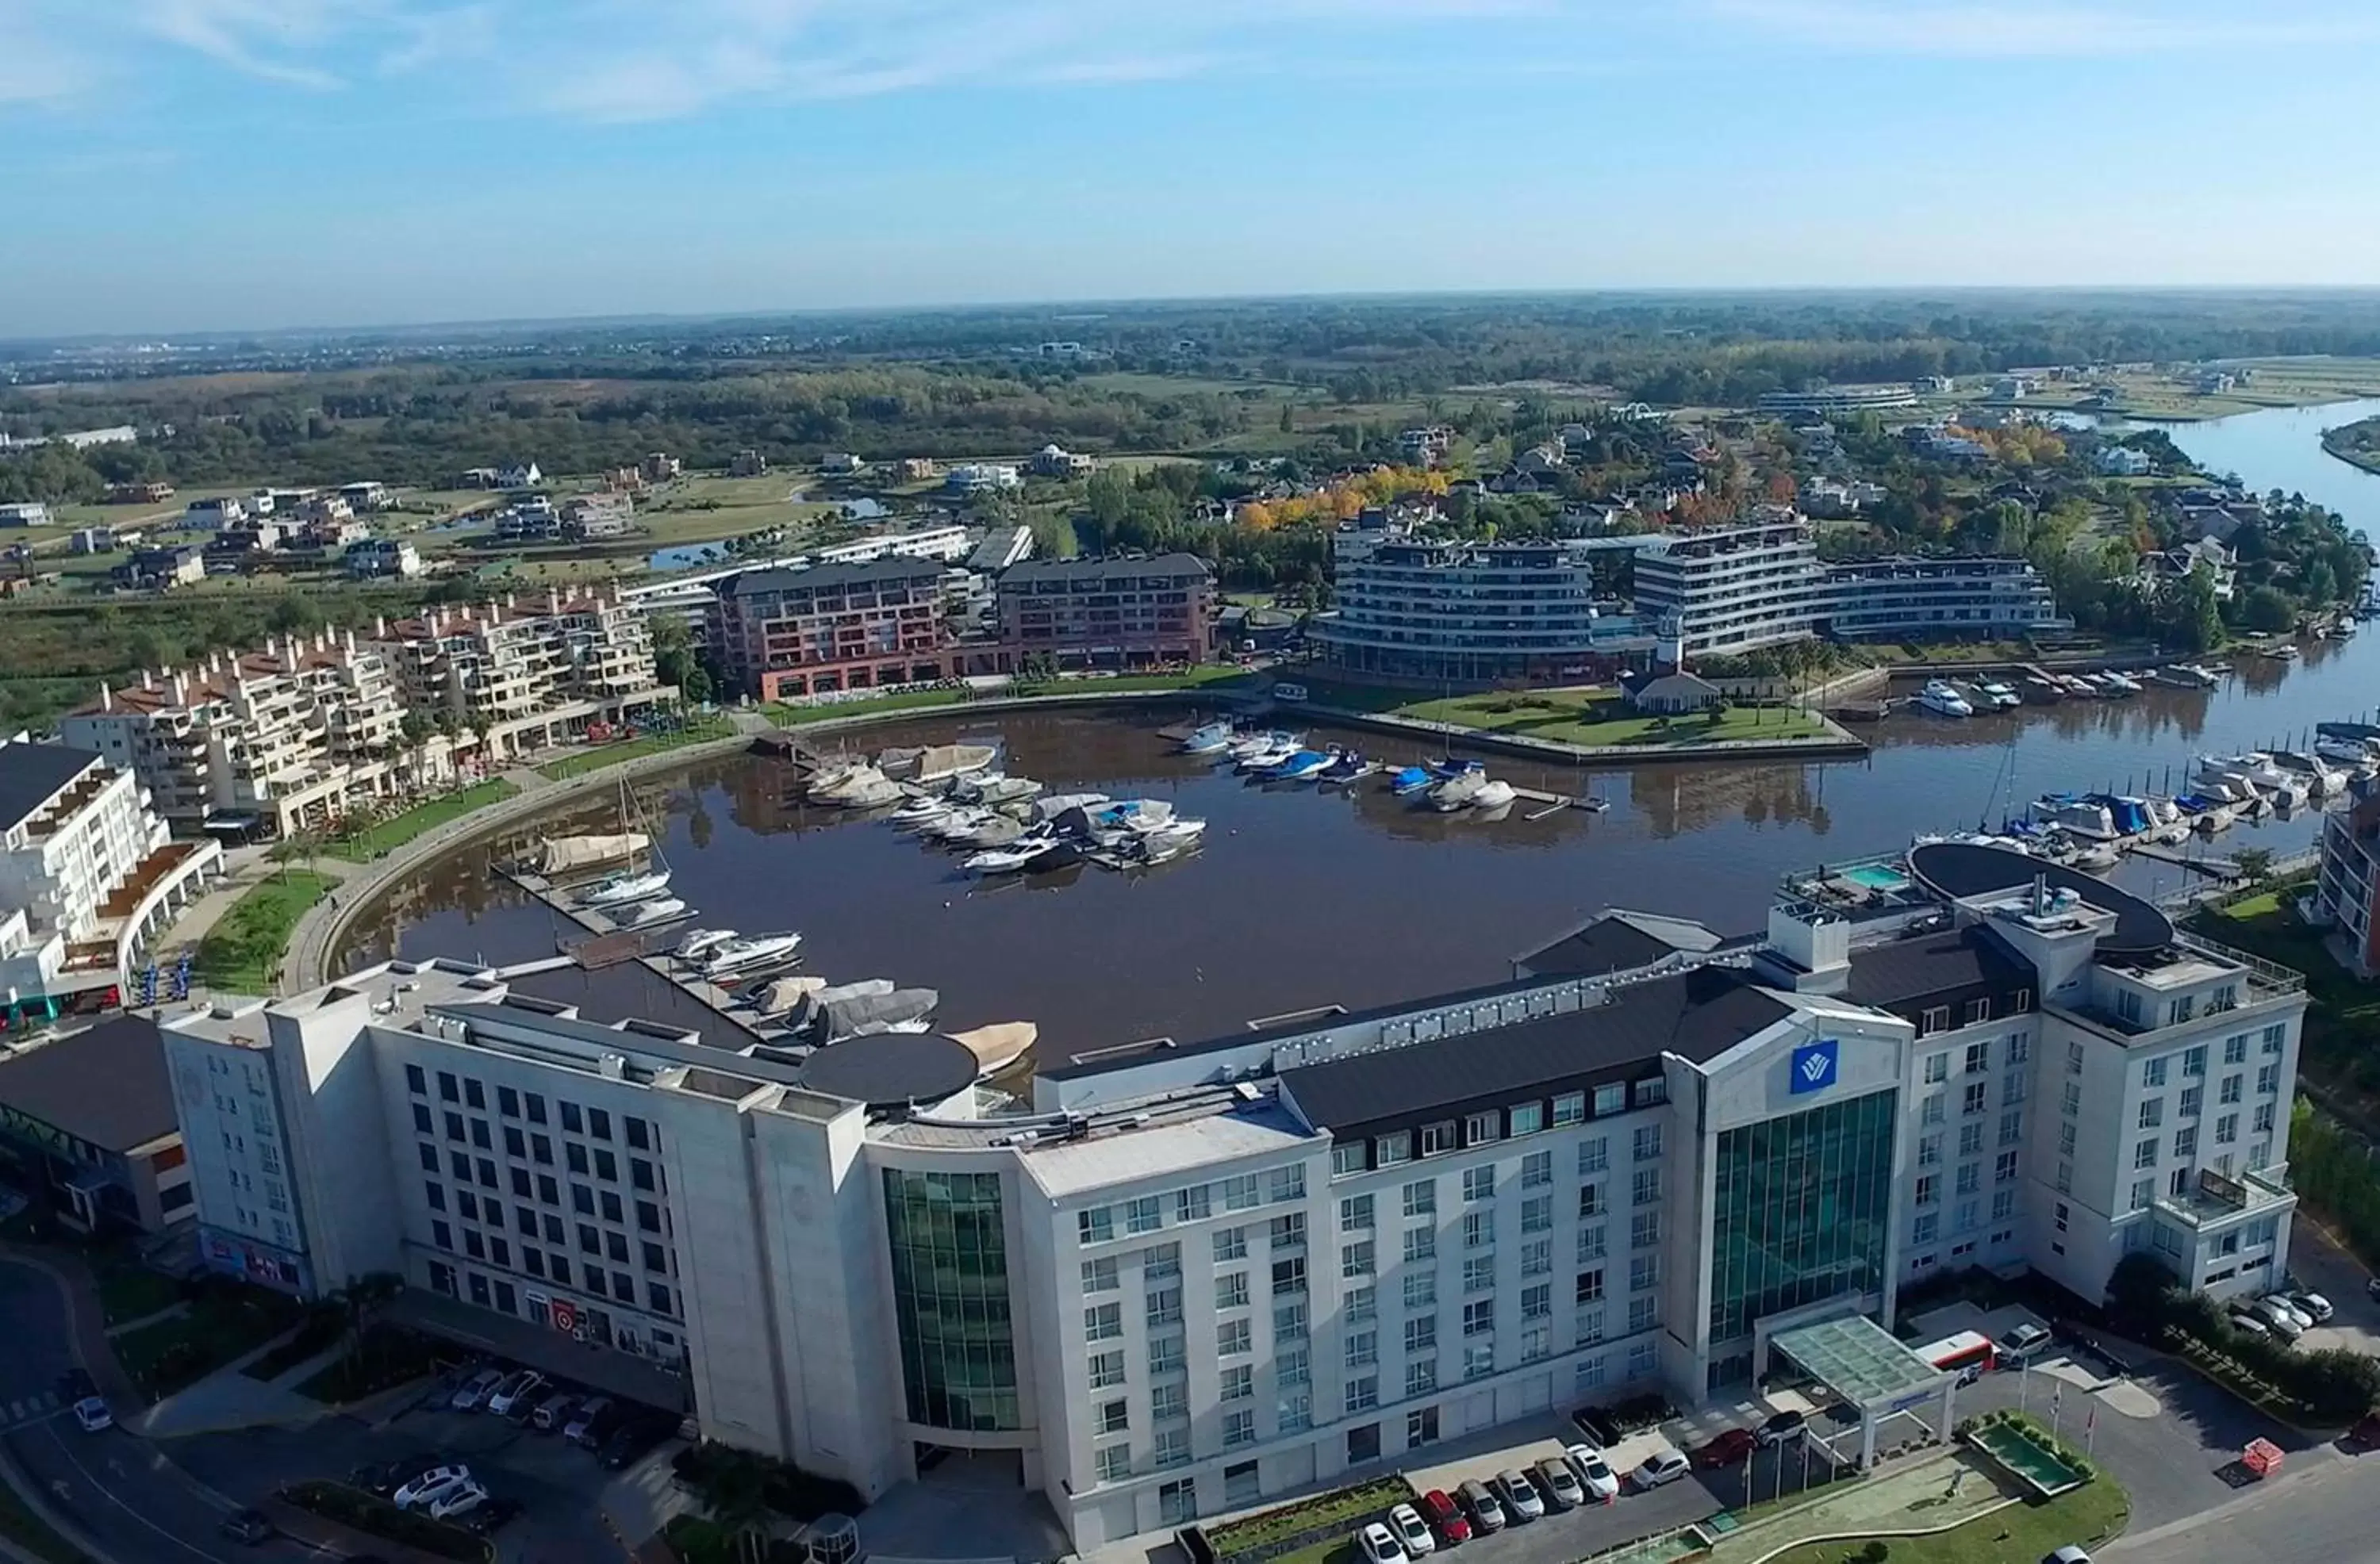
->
[617,895,689,928]
[579,868,672,908]
[1388,765,1436,796]
[1974,681,2022,711]
[1180,721,1237,756]
[674,927,738,962]
[1431,770,1490,811]
[1270,749,1333,782]
[1917,680,1974,718]
[1470,780,1518,811]
[704,932,804,979]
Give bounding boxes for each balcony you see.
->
[2153,1164,2294,1232]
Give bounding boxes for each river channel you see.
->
[340,400,2380,1063]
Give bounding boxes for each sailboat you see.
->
[577,776,671,907]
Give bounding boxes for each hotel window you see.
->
[438,1071,459,1103]
[1332,1143,1366,1178]
[1345,1331,1377,1370]
[1959,1122,1983,1158]
[1342,1242,1376,1279]
[1630,1253,1660,1293]
[1521,1195,1553,1235]
[1149,1334,1184,1374]
[1462,1166,1496,1202]
[1511,1102,1545,1137]
[1403,1227,1436,1264]
[1965,1040,1990,1073]
[1406,1361,1438,1400]
[1576,1268,1605,1305]
[561,1102,583,1135]
[2139,1098,2165,1129]
[1521,1149,1553,1188]
[1217,1271,1250,1309]
[2008,1032,2031,1066]
[1085,1303,1122,1341]
[1376,1132,1414,1167]
[1924,1054,1949,1085]
[1463,1256,1495,1293]
[405,1065,427,1096]
[1221,1364,1254,1401]
[2062,1083,2082,1117]
[2254,1102,2276,1135]
[1345,1376,1380,1415]
[1915,1174,1940,1206]
[1154,1438,1192,1478]
[1913,1213,1938,1245]
[1955,1164,1979,1196]
[1964,1000,1991,1029]
[1214,1226,1247,1262]
[1627,1298,1659,1336]
[2144,1056,2170,1089]
[1223,1410,1256,1449]
[1921,1006,1951,1036]
[1126,1196,1162,1234]
[1402,1179,1435,1218]
[2224,1035,2248,1065]
[1223,1175,1261,1210]
[1269,1166,1307,1202]
[2184,1045,2207,1077]
[413,1105,434,1137]
[2134,1137,2159,1170]
[1082,1258,1119,1294]
[1463,1211,1494,1250]
[1962,1082,1988,1116]
[1218,1318,1251,1356]
[1078,1207,1115,1245]
[1095,1443,1132,1483]
[1991,1190,2015,1221]
[2067,1041,2086,1075]
[1269,1213,1305,1250]
[1594,1083,1626,1117]
[1341,1194,1375,1231]
[1463,1299,1495,1338]
[1177,1186,1211,1222]
[1553,1092,1586,1127]
[1634,1125,1662,1161]
[1464,1112,1501,1146]
[2129,1179,2153,1213]
[1633,1167,1662,1205]
[2180,1084,2204,1117]
[1633,1211,1662,1251]
[2013,989,2033,1013]
[1405,1271,1438,1309]
[1420,1122,1458,1157]
[2221,1074,2244,1105]
[1270,1258,1306,1296]
[1579,1137,1609,1175]
[2257,1064,2280,1094]
[2175,1124,2198,1159]
[1636,1077,1668,1107]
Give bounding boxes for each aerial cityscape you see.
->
[6,10,2380,1564]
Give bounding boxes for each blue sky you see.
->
[5,0,2379,336]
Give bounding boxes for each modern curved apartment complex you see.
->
[1311,535,1651,682]
[157,844,2304,1552]
[1818,556,2071,642]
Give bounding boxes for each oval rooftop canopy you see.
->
[798,1033,978,1108]
[1907,841,2173,955]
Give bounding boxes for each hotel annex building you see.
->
[159,845,2304,1550]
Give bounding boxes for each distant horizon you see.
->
[6,0,2379,338]
[17,282,2380,353]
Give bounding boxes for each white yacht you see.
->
[617,896,689,929]
[579,868,672,909]
[1974,681,2022,711]
[674,928,738,962]
[1470,780,1518,811]
[1431,770,1491,811]
[1917,680,1974,718]
[703,933,803,979]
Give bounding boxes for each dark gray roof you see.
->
[0,742,105,834]
[1000,553,1211,587]
[1908,841,2172,953]
[714,558,947,599]
[1843,928,2035,1019]
[0,1014,179,1152]
[800,1033,977,1106]
[1516,918,1679,979]
[1280,967,1792,1139]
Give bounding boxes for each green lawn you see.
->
[1760,1480,2126,1564]
[192,871,336,993]
[1009,665,1256,697]
[113,1284,308,1400]
[90,1253,185,1325]
[765,689,973,726]
[1200,1476,1412,1564]
[294,1324,455,1403]
[324,780,519,861]
[536,719,735,780]
[1378,688,1830,749]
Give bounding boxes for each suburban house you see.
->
[1623,669,1724,715]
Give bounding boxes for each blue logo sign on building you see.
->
[1790,1039,1840,1095]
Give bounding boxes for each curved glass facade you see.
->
[882,1169,1022,1432]
[1709,1087,1898,1344]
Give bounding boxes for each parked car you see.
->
[1454,1480,1505,1534]
[218,1509,274,1545]
[565,1396,618,1445]
[2293,1292,2336,1324]
[1494,1470,1545,1523]
[1756,1410,1807,1447]
[2002,1322,2053,1356]
[2044,1549,2094,1564]
[72,1397,113,1433]
[1417,1489,1470,1546]
[2347,1413,2380,1449]
[1533,1458,1584,1511]
[2253,1299,2306,1340]
[1629,1449,1691,1491]
[463,1497,524,1535]
[531,1391,581,1433]
[2265,1295,2317,1331]
[1356,1522,1407,1564]
[1565,1443,1620,1501]
[2228,1309,2274,1340]
[598,1413,678,1470]
[363,1454,444,1498]
[428,1482,489,1522]
[1388,1503,1436,1557]
[393,1465,473,1510]
[489,1370,547,1419]
[1693,1428,1757,1469]
[450,1368,505,1411]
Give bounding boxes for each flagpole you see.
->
[2051,1382,2063,1442]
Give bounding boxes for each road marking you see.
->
[37,1423,234,1563]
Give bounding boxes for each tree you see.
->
[2233,847,2275,887]
[324,1271,405,1375]
[2240,585,2296,634]
[689,1447,775,1564]
[267,834,306,882]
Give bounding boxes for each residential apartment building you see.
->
[1755,385,1917,416]
[1631,516,1821,660]
[156,840,2304,1554]
[709,560,957,701]
[2314,774,2380,978]
[0,738,221,1006]
[0,1014,193,1233]
[1311,533,1651,684]
[996,554,1214,670]
[62,631,411,837]
[380,589,668,757]
[1815,557,2071,642]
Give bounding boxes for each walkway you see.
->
[132,1326,342,1439]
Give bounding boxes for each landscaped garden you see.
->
[295,1323,455,1403]
[192,870,336,993]
[111,1278,308,1399]
[538,717,735,780]
[1345,684,1831,749]
[324,780,519,861]
[279,1482,489,1563]
[1189,1475,1415,1564]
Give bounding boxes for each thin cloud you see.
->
[1707,0,2380,56]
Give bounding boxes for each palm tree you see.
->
[692,1449,774,1564]
[324,1271,405,1378]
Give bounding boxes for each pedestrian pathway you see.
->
[133,1324,338,1439]
[104,1300,188,1336]
[0,1387,61,1435]
[1704,1451,2012,1564]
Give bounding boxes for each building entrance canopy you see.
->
[1770,1313,1953,1468]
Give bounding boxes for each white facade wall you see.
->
[0,757,163,942]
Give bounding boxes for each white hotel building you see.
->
[158,845,2304,1550]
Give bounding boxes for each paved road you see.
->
[0,1259,312,1564]
[2109,1443,2380,1564]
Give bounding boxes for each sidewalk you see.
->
[1703,1451,2012,1564]
[132,1324,344,1439]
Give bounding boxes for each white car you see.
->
[1356,1522,1407,1564]
[1566,1443,1621,1501]
[393,1465,473,1510]
[427,1481,489,1522]
[449,1368,504,1411]
[2293,1292,2336,1324]
[1630,1448,1691,1491]
[1388,1504,1435,1558]
[486,1370,547,1417]
[71,1397,112,1433]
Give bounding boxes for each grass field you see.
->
[1297,680,1829,748]
[766,689,973,726]
[536,718,735,780]
[325,780,519,861]
[1759,1479,2126,1564]
[113,1285,308,1399]
[193,871,336,993]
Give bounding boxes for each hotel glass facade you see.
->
[884,1168,1023,1432]
[1709,1088,1897,1345]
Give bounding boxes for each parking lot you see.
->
[175,1360,685,1562]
